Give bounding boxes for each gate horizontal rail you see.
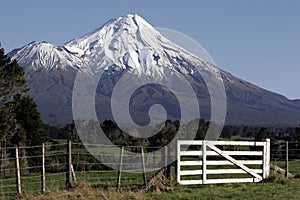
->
[177,139,270,185]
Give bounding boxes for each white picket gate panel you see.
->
[177,139,270,185]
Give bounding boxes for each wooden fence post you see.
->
[176,140,180,184]
[15,146,21,195]
[163,146,167,176]
[152,150,156,169]
[66,140,72,189]
[165,146,171,179]
[71,164,77,184]
[285,140,289,178]
[41,143,45,193]
[266,139,270,178]
[263,139,271,179]
[117,146,124,192]
[141,147,147,187]
[202,141,207,184]
[160,148,164,170]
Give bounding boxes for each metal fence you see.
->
[0,142,168,199]
[0,140,299,199]
[270,141,300,177]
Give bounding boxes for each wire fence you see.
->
[0,140,299,199]
[270,141,300,177]
[0,142,170,199]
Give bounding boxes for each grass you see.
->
[1,162,298,200]
[271,160,300,176]
[147,179,300,200]
[1,158,299,199]
[1,141,299,199]
[0,161,299,200]
[22,175,300,200]
[0,170,158,199]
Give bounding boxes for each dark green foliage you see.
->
[44,124,68,139]
[101,119,125,145]
[287,124,300,160]
[0,48,27,146]
[255,127,271,141]
[0,48,45,147]
[148,119,179,148]
[0,105,15,143]
[0,48,47,172]
[196,119,208,140]
[12,94,46,146]
[0,48,28,105]
[295,124,300,141]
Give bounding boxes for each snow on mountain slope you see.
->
[7,14,300,126]
[64,14,221,80]
[8,41,83,71]
[9,14,221,80]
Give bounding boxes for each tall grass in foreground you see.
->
[24,174,300,200]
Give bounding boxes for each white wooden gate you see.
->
[177,139,270,185]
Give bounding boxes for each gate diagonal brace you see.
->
[206,143,262,181]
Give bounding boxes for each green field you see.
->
[147,179,300,200]
[0,161,299,200]
[21,174,300,200]
[1,141,299,199]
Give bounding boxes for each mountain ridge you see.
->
[7,14,300,126]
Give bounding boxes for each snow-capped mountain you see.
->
[9,41,83,71]
[8,14,300,126]
[10,14,217,79]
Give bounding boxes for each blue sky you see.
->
[1,0,299,99]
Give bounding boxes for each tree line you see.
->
[0,48,46,148]
[0,48,46,174]
[1,46,299,164]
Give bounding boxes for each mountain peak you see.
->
[63,13,184,78]
[9,13,211,78]
[116,13,154,28]
[8,14,159,72]
[63,13,158,55]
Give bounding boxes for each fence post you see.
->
[41,143,45,193]
[166,146,171,180]
[176,141,180,184]
[71,164,77,184]
[160,147,164,171]
[263,139,270,179]
[164,146,169,178]
[15,146,21,195]
[202,141,207,184]
[140,147,147,187]
[66,140,72,189]
[285,140,289,178]
[152,150,156,169]
[117,146,124,192]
